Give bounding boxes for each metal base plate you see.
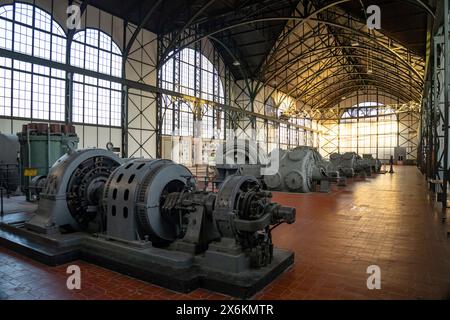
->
[0,215,294,299]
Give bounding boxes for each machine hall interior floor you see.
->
[1,165,449,300]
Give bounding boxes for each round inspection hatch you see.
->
[264,172,282,189]
[284,171,303,191]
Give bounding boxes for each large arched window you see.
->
[71,28,121,126]
[0,2,66,120]
[339,102,398,160]
[341,102,383,119]
[161,48,225,139]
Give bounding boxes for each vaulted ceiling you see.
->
[87,0,435,111]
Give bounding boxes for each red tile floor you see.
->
[1,166,450,300]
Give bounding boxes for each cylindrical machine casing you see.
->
[17,123,79,199]
[329,152,372,177]
[264,146,329,193]
[103,158,194,243]
[26,148,123,233]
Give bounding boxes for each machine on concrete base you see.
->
[264,146,337,193]
[362,154,382,173]
[214,139,267,188]
[214,143,342,193]
[329,152,373,178]
[0,148,296,298]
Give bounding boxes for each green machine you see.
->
[17,123,79,200]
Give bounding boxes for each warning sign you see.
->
[24,168,38,177]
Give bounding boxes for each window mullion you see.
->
[9,3,15,124]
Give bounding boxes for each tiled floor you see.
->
[1,166,450,300]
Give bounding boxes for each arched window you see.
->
[342,102,383,119]
[71,28,121,126]
[339,102,398,160]
[161,48,225,139]
[0,2,66,120]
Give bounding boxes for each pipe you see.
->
[27,128,31,200]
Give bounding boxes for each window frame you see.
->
[161,47,226,140]
[0,2,67,121]
[70,27,122,127]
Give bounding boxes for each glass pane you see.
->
[12,71,31,118]
[32,74,50,120]
[34,7,52,32]
[0,19,13,50]
[15,3,33,25]
[50,78,65,121]
[0,67,11,116]
[14,24,33,55]
[70,29,122,127]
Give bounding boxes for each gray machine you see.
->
[215,143,342,193]
[0,133,20,194]
[214,139,267,187]
[318,154,347,186]
[362,154,382,173]
[329,152,372,177]
[0,149,296,298]
[25,148,123,234]
[264,146,333,193]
